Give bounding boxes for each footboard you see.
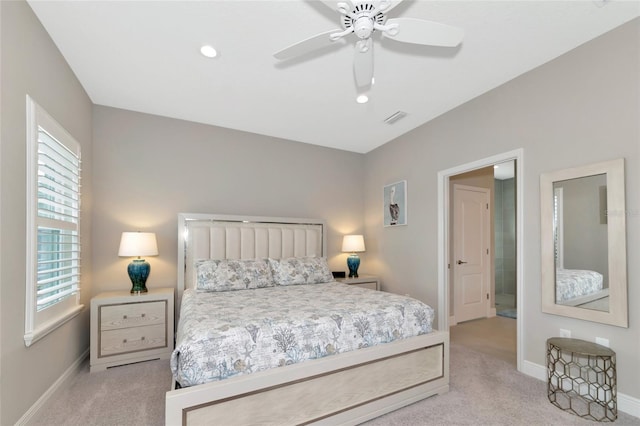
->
[166,330,449,426]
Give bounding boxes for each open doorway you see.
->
[494,161,517,319]
[437,149,523,371]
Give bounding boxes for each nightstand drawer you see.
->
[100,324,167,357]
[100,301,166,330]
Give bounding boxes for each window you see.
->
[25,96,83,346]
[553,186,564,269]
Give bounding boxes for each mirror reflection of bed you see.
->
[552,173,609,312]
[555,268,608,311]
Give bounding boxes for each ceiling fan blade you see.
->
[353,39,374,90]
[318,1,353,15]
[376,0,403,13]
[382,18,464,47]
[274,30,344,60]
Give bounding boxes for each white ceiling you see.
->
[27,1,640,154]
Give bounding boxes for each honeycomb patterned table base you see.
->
[547,337,617,422]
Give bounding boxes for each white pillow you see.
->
[195,259,274,291]
[268,257,334,286]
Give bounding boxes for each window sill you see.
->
[24,304,84,347]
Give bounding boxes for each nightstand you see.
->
[90,287,174,372]
[336,275,379,291]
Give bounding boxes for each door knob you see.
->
[457,260,467,265]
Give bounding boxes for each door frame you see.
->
[437,148,524,372]
[452,184,491,322]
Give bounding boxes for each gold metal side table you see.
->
[547,337,616,422]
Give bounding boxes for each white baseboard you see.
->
[16,348,89,425]
[522,360,640,418]
[619,393,640,418]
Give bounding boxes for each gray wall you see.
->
[91,106,365,295]
[364,18,639,398]
[0,2,93,424]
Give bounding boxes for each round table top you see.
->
[547,337,615,357]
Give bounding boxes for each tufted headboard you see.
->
[177,213,326,311]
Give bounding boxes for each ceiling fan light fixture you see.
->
[356,94,369,104]
[200,45,218,58]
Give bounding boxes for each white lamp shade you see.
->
[118,232,159,257]
[342,235,365,253]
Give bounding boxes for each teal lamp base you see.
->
[347,254,360,278]
[128,258,150,293]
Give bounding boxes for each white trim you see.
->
[522,360,640,418]
[522,359,546,381]
[619,393,640,419]
[24,95,83,346]
[15,348,89,425]
[24,304,84,347]
[438,148,524,372]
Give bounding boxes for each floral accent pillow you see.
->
[195,259,274,291]
[268,257,334,286]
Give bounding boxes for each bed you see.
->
[555,268,608,307]
[165,213,449,425]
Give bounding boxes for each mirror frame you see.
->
[540,158,627,327]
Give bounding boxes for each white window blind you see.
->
[25,96,83,346]
[36,128,81,309]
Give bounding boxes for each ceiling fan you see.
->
[274,0,464,93]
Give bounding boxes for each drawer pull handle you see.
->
[122,337,146,344]
[123,313,147,320]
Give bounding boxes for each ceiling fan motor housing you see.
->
[342,2,386,39]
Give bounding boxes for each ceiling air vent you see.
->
[384,111,407,125]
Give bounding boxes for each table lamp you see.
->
[118,232,158,293]
[342,235,366,278]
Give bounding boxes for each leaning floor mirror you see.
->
[540,158,628,327]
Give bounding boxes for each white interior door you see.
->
[453,184,490,323]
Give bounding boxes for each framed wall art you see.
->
[383,180,407,227]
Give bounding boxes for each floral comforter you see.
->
[171,282,434,387]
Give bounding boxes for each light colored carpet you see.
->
[450,316,517,367]
[29,341,639,425]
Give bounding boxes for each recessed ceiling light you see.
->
[356,94,369,104]
[200,45,217,58]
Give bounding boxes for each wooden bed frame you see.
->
[165,213,449,425]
